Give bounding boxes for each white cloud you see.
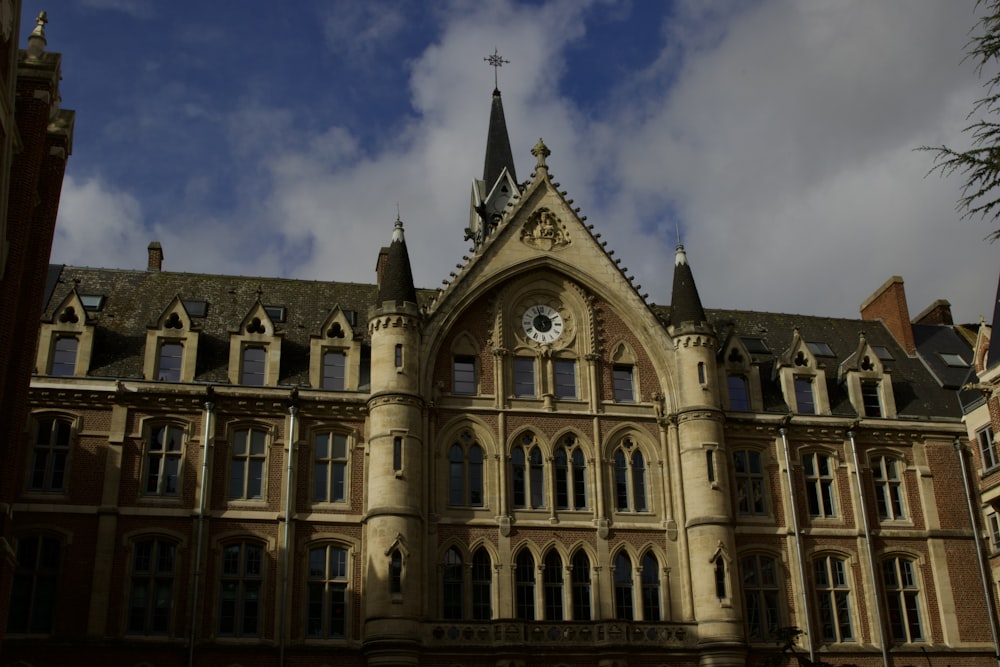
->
[51,0,1000,326]
[52,175,148,269]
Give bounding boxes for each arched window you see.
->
[449,431,484,507]
[613,552,634,620]
[7,535,61,634]
[802,451,836,518]
[515,550,536,620]
[740,554,781,641]
[511,434,544,509]
[143,424,184,497]
[128,538,177,635]
[714,557,728,600]
[29,416,72,492]
[813,555,853,642]
[733,449,766,516]
[571,551,592,620]
[640,552,661,621]
[543,551,564,620]
[219,541,264,637]
[442,548,463,620]
[230,427,267,500]
[307,544,349,638]
[313,431,349,503]
[389,550,403,596]
[871,455,905,521]
[554,435,587,510]
[613,440,648,512]
[471,548,492,620]
[882,556,923,643]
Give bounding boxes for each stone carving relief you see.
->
[520,207,569,251]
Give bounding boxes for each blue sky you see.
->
[20,0,999,324]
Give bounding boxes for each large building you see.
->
[0,4,74,645]
[5,80,998,666]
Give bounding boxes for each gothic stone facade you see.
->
[6,130,995,666]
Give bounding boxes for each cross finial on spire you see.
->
[484,48,509,90]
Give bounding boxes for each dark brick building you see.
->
[0,4,73,646]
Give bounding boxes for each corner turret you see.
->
[669,244,708,329]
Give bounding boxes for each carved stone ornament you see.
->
[520,207,569,251]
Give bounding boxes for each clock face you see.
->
[522,304,564,344]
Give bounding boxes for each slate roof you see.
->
[43,265,432,388]
[654,306,965,420]
[483,88,517,189]
[43,264,965,420]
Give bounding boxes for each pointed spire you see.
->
[669,244,708,328]
[483,87,517,189]
[377,215,417,306]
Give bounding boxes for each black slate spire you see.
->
[669,244,707,328]
[377,217,417,306]
[483,88,517,190]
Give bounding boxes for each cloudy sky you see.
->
[20,0,999,323]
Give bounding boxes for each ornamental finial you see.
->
[25,10,48,61]
[531,138,550,170]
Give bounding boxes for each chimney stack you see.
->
[375,245,389,288]
[860,276,915,355]
[147,242,163,272]
[913,299,954,326]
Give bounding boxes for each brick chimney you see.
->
[860,276,916,355]
[375,245,389,289]
[147,241,163,272]
[913,299,954,326]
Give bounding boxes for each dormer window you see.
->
[776,330,829,415]
[310,306,361,392]
[50,337,78,377]
[229,304,282,387]
[144,297,200,383]
[721,336,759,411]
[861,380,882,417]
[157,342,184,382]
[840,335,896,419]
[241,346,267,386]
[322,351,346,390]
[37,292,95,378]
[794,377,816,415]
[727,375,749,411]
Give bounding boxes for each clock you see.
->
[522,304,564,344]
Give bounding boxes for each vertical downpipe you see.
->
[953,436,1000,667]
[778,426,815,663]
[189,399,214,667]
[279,403,298,667]
[847,430,889,667]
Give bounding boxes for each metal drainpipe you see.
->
[279,403,298,667]
[778,426,815,663]
[847,429,889,667]
[954,436,1000,667]
[189,399,214,667]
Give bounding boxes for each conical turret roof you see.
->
[669,244,707,328]
[377,217,417,306]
